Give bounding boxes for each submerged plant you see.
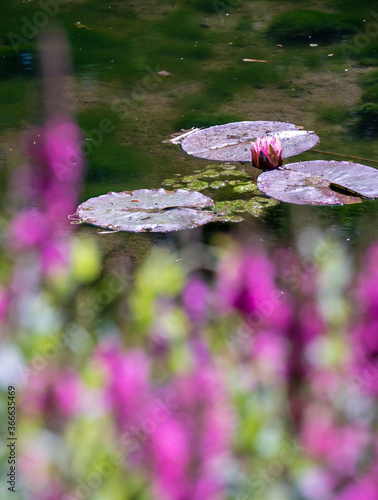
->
[251,135,284,170]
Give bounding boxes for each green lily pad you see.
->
[186,180,209,191]
[210,181,227,189]
[162,164,253,194]
[223,169,251,178]
[181,175,199,183]
[232,182,259,194]
[161,178,176,187]
[215,214,245,223]
[213,197,279,222]
[201,169,222,178]
[161,164,268,223]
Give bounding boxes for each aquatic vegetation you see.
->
[348,103,378,138]
[315,104,349,125]
[189,0,242,13]
[213,197,279,221]
[232,181,258,193]
[171,121,378,207]
[251,135,284,170]
[346,38,378,66]
[179,121,319,162]
[209,180,226,189]
[152,8,205,41]
[257,160,378,205]
[162,163,250,190]
[72,189,215,232]
[361,83,378,104]
[184,180,209,191]
[161,164,277,223]
[267,10,359,43]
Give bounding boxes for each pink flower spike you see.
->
[251,135,284,170]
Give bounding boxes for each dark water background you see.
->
[2,0,378,258]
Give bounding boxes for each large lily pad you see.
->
[73,189,215,232]
[180,121,319,162]
[257,160,378,205]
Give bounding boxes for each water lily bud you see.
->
[251,135,284,170]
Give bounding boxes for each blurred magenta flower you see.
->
[182,276,209,325]
[21,366,80,424]
[97,338,233,500]
[300,408,369,475]
[215,248,290,329]
[95,341,151,429]
[6,27,86,279]
[0,287,9,325]
[149,416,191,499]
[251,135,283,170]
[352,244,378,395]
[11,209,49,249]
[251,329,288,377]
[8,117,85,276]
[336,467,378,500]
[148,364,233,500]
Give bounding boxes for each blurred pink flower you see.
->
[300,408,369,475]
[182,276,209,325]
[10,209,48,249]
[0,287,9,324]
[352,244,378,395]
[41,240,70,275]
[252,329,288,376]
[45,118,84,183]
[95,341,151,428]
[21,367,80,422]
[216,249,290,329]
[336,467,378,500]
[97,338,233,500]
[8,115,85,279]
[150,417,191,499]
[148,364,233,500]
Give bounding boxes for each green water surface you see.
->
[2,0,378,253]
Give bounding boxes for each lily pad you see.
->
[213,197,279,222]
[73,189,215,232]
[186,180,209,191]
[210,180,227,189]
[201,169,222,178]
[232,182,259,194]
[180,121,319,162]
[181,175,199,183]
[257,160,378,205]
[162,163,253,195]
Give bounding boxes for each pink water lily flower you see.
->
[251,135,283,170]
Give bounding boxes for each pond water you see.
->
[3,3,378,499]
[2,0,378,257]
